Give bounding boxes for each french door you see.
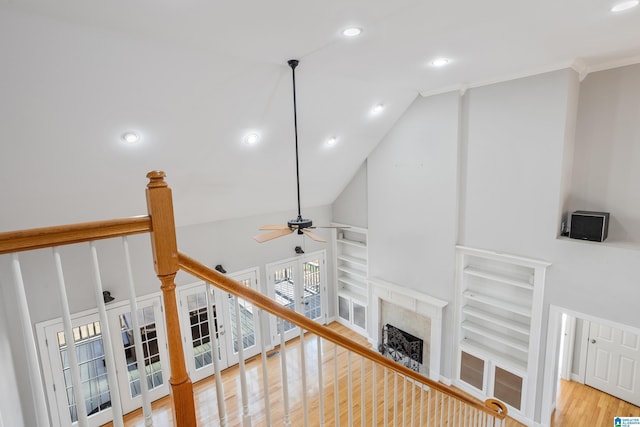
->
[40,295,170,426]
[178,267,262,382]
[266,250,327,342]
[108,299,169,414]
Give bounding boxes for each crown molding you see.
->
[418,54,640,98]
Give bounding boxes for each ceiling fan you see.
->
[253,59,329,244]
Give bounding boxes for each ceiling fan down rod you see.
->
[288,59,303,222]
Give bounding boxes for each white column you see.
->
[122,237,153,426]
[10,254,49,426]
[279,319,291,427]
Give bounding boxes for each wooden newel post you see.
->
[145,171,197,426]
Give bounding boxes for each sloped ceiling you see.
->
[1,0,639,231]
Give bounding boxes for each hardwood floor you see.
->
[551,379,640,427]
[102,323,639,426]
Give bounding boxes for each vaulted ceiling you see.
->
[1,0,639,231]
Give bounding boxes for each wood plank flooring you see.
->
[551,379,640,427]
[102,322,639,426]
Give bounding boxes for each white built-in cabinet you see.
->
[332,224,368,334]
[454,246,550,423]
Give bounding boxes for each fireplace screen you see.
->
[379,324,424,372]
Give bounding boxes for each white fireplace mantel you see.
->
[369,277,448,382]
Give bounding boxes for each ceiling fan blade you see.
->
[259,224,290,230]
[309,225,351,229]
[302,229,326,243]
[254,228,294,243]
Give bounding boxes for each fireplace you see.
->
[380,324,424,372]
[369,277,448,381]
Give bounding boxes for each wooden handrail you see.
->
[0,216,152,255]
[178,251,507,420]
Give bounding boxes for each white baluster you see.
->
[89,243,124,427]
[234,294,251,426]
[258,310,271,426]
[299,328,308,427]
[393,372,398,427]
[371,363,377,426]
[316,335,324,427]
[206,287,227,426]
[360,357,365,426]
[10,254,49,426]
[122,237,153,427]
[280,318,291,427]
[334,345,339,427]
[53,247,88,426]
[347,352,353,426]
[383,368,388,427]
[410,380,415,427]
[402,376,407,427]
[419,383,424,427]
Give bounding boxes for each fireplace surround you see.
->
[369,277,447,381]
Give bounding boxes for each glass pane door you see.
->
[267,261,299,342]
[267,250,327,344]
[44,314,113,426]
[179,284,228,382]
[302,256,323,321]
[108,298,169,414]
[224,268,261,365]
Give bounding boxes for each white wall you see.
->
[332,161,368,228]
[569,63,640,245]
[367,91,460,376]
[460,69,574,258]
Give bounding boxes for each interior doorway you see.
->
[542,305,640,425]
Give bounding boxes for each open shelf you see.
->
[462,290,531,318]
[337,238,366,249]
[462,305,530,335]
[461,321,529,353]
[337,265,366,279]
[337,254,367,267]
[464,267,533,290]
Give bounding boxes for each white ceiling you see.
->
[1,0,639,231]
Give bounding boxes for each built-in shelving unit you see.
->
[454,246,551,424]
[332,223,368,334]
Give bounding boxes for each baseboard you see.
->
[570,373,583,383]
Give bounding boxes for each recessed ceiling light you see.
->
[342,27,362,37]
[611,0,639,12]
[430,57,450,67]
[245,133,260,145]
[372,103,385,114]
[326,136,338,146]
[121,132,139,143]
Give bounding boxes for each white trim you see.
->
[576,320,590,383]
[419,54,640,98]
